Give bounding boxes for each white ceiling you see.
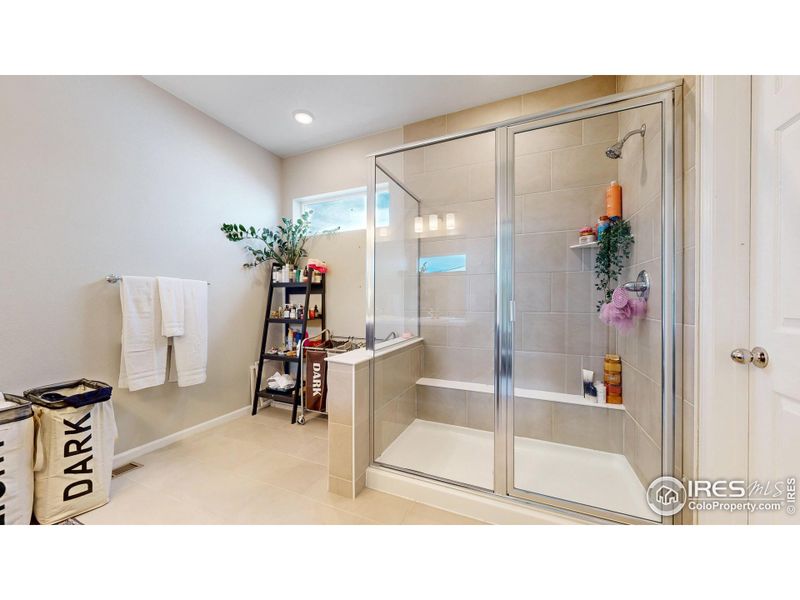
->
[145,75,587,157]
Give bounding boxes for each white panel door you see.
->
[749,76,800,524]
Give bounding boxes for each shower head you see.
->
[604,142,624,160]
[605,124,646,159]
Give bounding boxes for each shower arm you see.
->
[620,124,646,145]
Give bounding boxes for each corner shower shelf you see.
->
[415,377,625,411]
[569,241,599,249]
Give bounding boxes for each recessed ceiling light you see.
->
[293,110,314,125]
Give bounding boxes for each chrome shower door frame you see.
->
[366,81,681,525]
[497,88,680,524]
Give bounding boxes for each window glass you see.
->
[297,186,390,234]
[418,254,467,273]
[375,190,390,228]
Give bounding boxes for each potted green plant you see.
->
[594,219,635,311]
[221,211,314,271]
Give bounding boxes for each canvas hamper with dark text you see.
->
[0,393,35,525]
[25,379,117,524]
[304,348,328,412]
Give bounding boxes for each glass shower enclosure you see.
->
[366,83,681,524]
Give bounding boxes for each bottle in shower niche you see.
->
[595,381,607,405]
[604,354,623,404]
[605,181,622,220]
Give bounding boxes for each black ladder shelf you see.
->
[252,273,326,423]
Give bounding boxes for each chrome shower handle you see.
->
[622,270,650,300]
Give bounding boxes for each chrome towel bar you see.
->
[105,274,210,285]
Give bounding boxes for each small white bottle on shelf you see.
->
[595,381,607,404]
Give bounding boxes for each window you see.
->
[418,254,467,273]
[295,185,390,234]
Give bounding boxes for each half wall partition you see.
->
[367,83,681,524]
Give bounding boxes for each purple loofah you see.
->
[599,287,648,333]
[629,297,648,318]
[612,286,629,308]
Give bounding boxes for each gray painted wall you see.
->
[0,76,282,453]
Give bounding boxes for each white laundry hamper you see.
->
[25,380,117,525]
[0,393,35,525]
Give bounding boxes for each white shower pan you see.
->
[376,419,652,521]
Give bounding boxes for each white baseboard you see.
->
[113,405,250,469]
[366,466,588,525]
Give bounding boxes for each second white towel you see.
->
[157,276,185,337]
[158,277,208,387]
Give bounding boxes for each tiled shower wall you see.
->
[511,113,624,454]
[512,114,618,395]
[400,103,625,397]
[372,340,422,457]
[395,76,697,520]
[396,78,632,455]
[403,130,497,386]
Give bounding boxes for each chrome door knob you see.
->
[730,347,769,368]
[731,348,753,364]
[751,346,769,368]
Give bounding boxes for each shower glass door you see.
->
[503,93,676,523]
[367,85,679,524]
[370,130,497,491]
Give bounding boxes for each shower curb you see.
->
[366,466,590,525]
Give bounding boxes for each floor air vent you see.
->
[112,461,143,478]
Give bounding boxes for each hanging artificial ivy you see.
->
[594,219,635,312]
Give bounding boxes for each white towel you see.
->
[171,279,208,387]
[157,277,185,337]
[118,276,168,391]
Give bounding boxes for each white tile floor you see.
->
[78,407,483,525]
[377,419,653,520]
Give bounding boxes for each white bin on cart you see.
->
[0,393,35,525]
[25,380,117,525]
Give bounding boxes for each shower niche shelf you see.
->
[415,378,625,411]
[569,241,599,249]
